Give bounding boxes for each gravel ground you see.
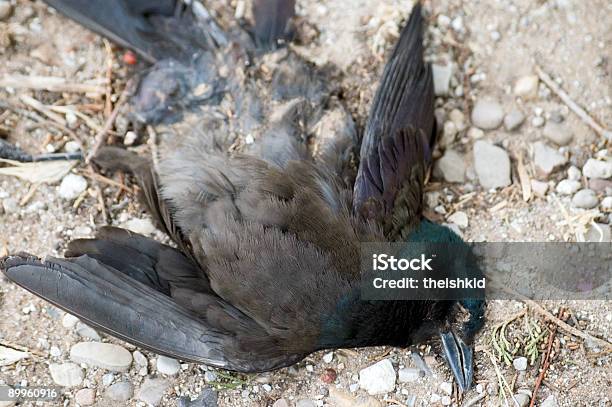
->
[0,0,611,406]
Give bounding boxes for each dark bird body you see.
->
[1,0,484,390]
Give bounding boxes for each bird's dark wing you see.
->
[42,0,225,63]
[0,247,304,372]
[352,4,435,238]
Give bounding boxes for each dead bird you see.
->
[1,2,484,391]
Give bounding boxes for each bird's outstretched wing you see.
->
[353,4,435,238]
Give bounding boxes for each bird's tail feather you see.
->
[252,0,296,49]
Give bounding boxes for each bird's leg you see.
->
[0,139,82,162]
[439,330,474,392]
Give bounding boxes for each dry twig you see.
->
[529,320,557,407]
[536,65,611,140]
[0,75,106,95]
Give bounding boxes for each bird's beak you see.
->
[439,330,474,392]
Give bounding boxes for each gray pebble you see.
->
[471,99,504,130]
[398,367,423,383]
[549,110,565,123]
[556,179,581,195]
[2,197,18,214]
[531,180,549,197]
[572,189,599,209]
[432,64,453,96]
[514,75,539,98]
[177,388,218,407]
[583,158,612,179]
[567,166,582,181]
[156,355,180,376]
[70,342,132,372]
[434,150,466,183]
[62,313,79,328]
[136,377,169,406]
[512,356,528,371]
[504,108,525,131]
[75,322,101,341]
[64,141,81,154]
[105,381,133,402]
[296,400,317,407]
[541,395,558,407]
[448,211,468,229]
[473,141,512,189]
[273,400,290,407]
[533,142,567,177]
[532,116,545,127]
[512,393,530,407]
[439,381,453,395]
[75,388,96,406]
[601,197,612,209]
[133,350,147,367]
[101,373,114,386]
[543,122,573,146]
[49,346,61,357]
[58,174,88,200]
[359,359,396,395]
[204,371,217,382]
[48,363,83,387]
[0,1,12,21]
[589,179,612,193]
[441,396,452,406]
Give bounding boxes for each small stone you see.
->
[467,127,485,139]
[273,399,290,407]
[567,166,582,181]
[434,150,466,183]
[49,363,84,387]
[64,141,81,153]
[440,381,453,395]
[512,357,528,371]
[449,109,467,131]
[441,396,452,406]
[531,180,549,197]
[532,116,545,127]
[424,191,440,209]
[473,141,512,189]
[49,346,61,357]
[440,121,458,147]
[0,1,12,21]
[102,373,114,386]
[601,197,612,209]
[328,388,382,407]
[556,179,581,195]
[136,378,169,407]
[320,368,337,383]
[2,197,18,214]
[75,388,96,406]
[451,16,464,31]
[533,142,567,177]
[504,108,525,131]
[512,393,530,407]
[105,381,133,402]
[583,159,612,179]
[178,388,218,407]
[296,400,316,407]
[549,110,564,123]
[156,356,180,376]
[122,218,156,235]
[589,178,612,193]
[448,211,468,229]
[123,131,138,146]
[471,99,504,130]
[432,64,453,96]
[359,359,396,395]
[585,223,611,242]
[572,189,599,209]
[58,174,88,200]
[75,322,101,341]
[398,367,422,383]
[514,75,539,99]
[322,351,334,363]
[204,371,217,382]
[70,342,132,372]
[541,395,558,407]
[62,313,79,329]
[543,122,573,146]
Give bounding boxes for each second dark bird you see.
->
[1,0,484,391]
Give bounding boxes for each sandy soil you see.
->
[0,0,611,406]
